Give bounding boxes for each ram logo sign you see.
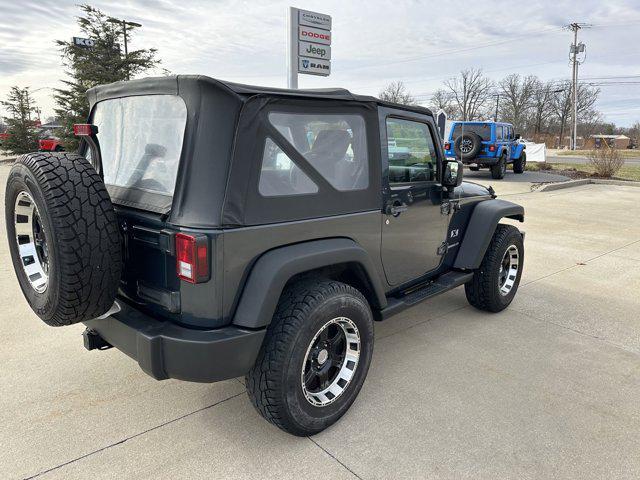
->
[298,57,331,76]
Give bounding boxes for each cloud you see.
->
[1,0,639,125]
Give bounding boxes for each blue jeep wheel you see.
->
[513,151,526,174]
[491,153,507,180]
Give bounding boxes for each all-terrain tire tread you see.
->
[245,280,367,434]
[10,152,122,326]
[465,224,521,312]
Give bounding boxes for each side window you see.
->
[268,112,369,191]
[258,138,318,197]
[386,118,437,184]
[496,126,503,141]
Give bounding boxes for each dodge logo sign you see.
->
[298,26,331,45]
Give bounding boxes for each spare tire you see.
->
[453,132,482,160]
[5,152,122,326]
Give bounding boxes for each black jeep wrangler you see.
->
[5,76,524,436]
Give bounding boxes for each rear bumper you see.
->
[462,156,499,166]
[83,300,266,383]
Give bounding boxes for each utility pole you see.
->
[567,22,590,150]
[494,93,500,122]
[108,17,143,80]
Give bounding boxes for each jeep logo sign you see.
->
[298,41,331,60]
[298,26,331,46]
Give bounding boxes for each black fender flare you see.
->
[453,199,524,270]
[232,238,387,329]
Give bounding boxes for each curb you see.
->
[537,178,640,192]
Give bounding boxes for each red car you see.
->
[39,137,64,152]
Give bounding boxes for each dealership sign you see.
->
[298,57,331,75]
[73,37,95,48]
[298,41,331,60]
[288,7,331,82]
[298,25,331,46]
[299,9,331,30]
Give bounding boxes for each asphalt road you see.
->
[1,163,639,479]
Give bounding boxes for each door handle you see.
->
[386,202,408,217]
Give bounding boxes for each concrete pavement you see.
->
[546,154,640,165]
[1,162,639,479]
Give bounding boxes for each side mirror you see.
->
[442,159,463,189]
[515,133,521,140]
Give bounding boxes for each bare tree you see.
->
[429,89,457,117]
[498,74,537,132]
[378,81,416,105]
[444,68,494,121]
[529,79,555,135]
[551,81,599,147]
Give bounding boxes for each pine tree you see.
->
[54,4,159,150]
[1,87,40,155]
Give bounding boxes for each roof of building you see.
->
[590,134,630,139]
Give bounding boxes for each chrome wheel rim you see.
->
[301,317,360,407]
[14,191,49,293]
[498,245,519,296]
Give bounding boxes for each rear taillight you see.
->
[175,233,209,283]
[444,142,451,150]
[488,144,497,152]
[73,124,97,136]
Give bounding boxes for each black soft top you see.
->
[86,75,432,227]
[87,75,433,117]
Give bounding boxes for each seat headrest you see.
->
[311,129,351,159]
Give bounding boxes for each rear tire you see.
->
[513,151,526,174]
[246,280,374,436]
[491,154,507,179]
[465,224,524,312]
[5,152,122,326]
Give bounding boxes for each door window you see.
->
[268,112,369,191]
[258,137,318,196]
[386,118,437,184]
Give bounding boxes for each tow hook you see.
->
[83,329,112,351]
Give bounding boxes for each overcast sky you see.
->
[1,0,639,126]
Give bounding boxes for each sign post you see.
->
[287,7,332,89]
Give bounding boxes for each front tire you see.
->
[513,151,526,174]
[246,280,374,436]
[465,224,524,312]
[490,154,507,179]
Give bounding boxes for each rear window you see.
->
[451,123,491,140]
[91,95,187,201]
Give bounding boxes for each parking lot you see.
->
[1,161,639,479]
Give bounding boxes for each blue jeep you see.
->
[443,121,526,179]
